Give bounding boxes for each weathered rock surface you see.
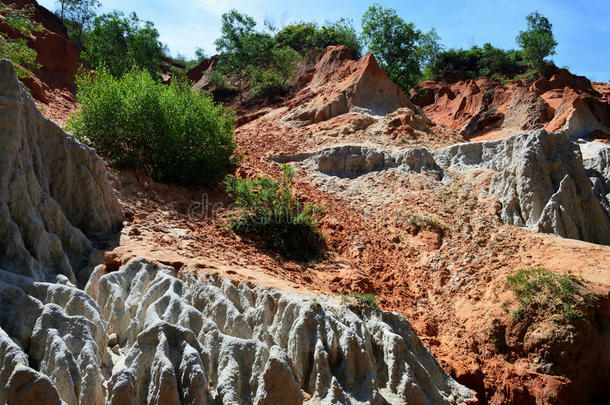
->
[94,259,474,404]
[0,59,123,283]
[0,58,473,403]
[416,68,610,140]
[284,46,422,126]
[313,145,440,178]
[434,130,610,244]
[0,256,475,404]
[503,88,551,131]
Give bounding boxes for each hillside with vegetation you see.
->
[0,1,609,404]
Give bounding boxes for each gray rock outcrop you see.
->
[0,59,123,284]
[0,257,475,404]
[434,130,610,244]
[315,145,440,177]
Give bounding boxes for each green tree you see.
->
[60,0,100,46]
[315,18,362,58]
[55,0,76,20]
[275,19,362,59]
[361,4,438,91]
[516,11,557,74]
[82,11,163,77]
[214,9,256,55]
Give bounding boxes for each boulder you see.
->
[503,88,552,131]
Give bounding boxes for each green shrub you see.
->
[506,268,599,321]
[0,1,42,77]
[340,292,378,309]
[67,68,238,184]
[225,165,325,260]
[426,43,525,80]
[276,19,362,59]
[207,70,239,100]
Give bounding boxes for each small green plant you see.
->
[0,2,42,77]
[341,291,378,309]
[506,268,598,321]
[225,164,325,260]
[208,70,238,100]
[488,318,506,353]
[483,107,497,119]
[67,68,238,185]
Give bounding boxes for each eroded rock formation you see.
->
[415,68,610,140]
[284,46,424,126]
[0,59,122,283]
[434,130,610,244]
[0,59,473,404]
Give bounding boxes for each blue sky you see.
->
[38,0,610,81]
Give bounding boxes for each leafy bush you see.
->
[0,1,42,77]
[244,46,300,100]
[225,165,325,260]
[276,18,362,59]
[506,268,599,321]
[67,68,238,184]
[425,43,525,80]
[208,70,239,100]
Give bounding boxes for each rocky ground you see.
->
[2,2,610,403]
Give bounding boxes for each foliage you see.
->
[81,11,163,77]
[424,43,525,80]
[276,18,362,59]
[213,10,303,100]
[67,68,238,184]
[516,12,557,74]
[208,70,239,100]
[506,268,599,321]
[361,4,440,91]
[0,2,42,77]
[244,46,300,99]
[341,292,378,309]
[56,0,100,47]
[225,165,325,260]
[214,9,256,56]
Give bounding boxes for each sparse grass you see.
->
[483,107,497,119]
[506,268,599,322]
[341,291,378,309]
[405,213,442,232]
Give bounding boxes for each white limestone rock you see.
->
[91,258,473,404]
[434,130,610,244]
[0,59,122,283]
